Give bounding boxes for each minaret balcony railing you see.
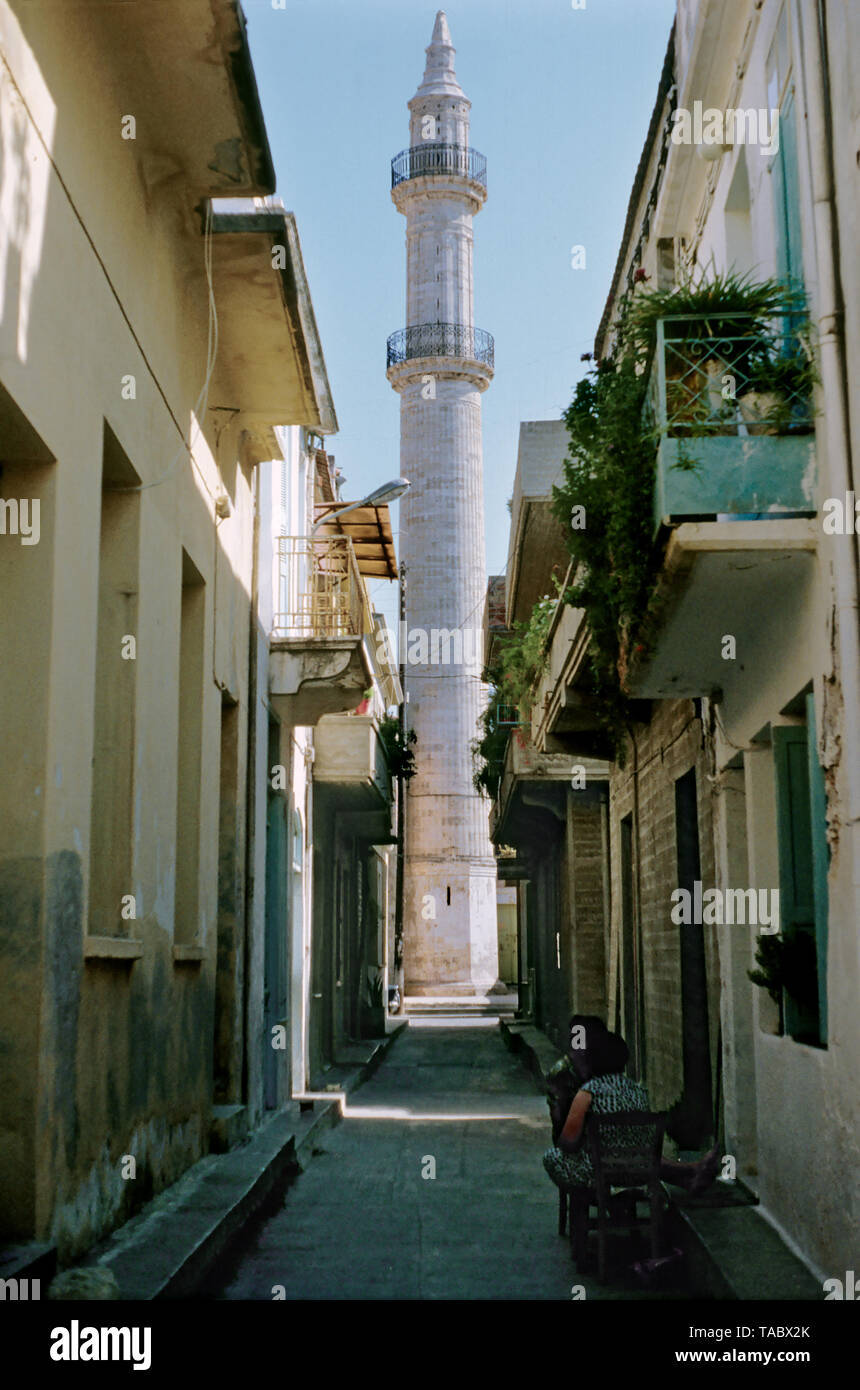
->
[386,322,494,369]
[391,143,487,189]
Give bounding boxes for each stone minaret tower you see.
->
[387,11,499,997]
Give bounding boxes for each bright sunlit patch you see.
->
[339,1105,526,1121]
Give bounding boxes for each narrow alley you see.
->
[215,1023,680,1301]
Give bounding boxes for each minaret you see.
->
[387,11,499,997]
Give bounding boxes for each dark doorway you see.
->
[674,768,713,1146]
[213,696,242,1104]
[619,813,644,1078]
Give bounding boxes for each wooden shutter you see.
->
[805,692,830,1043]
[773,725,819,1040]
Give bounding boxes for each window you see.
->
[174,551,205,944]
[766,6,804,309]
[89,427,140,939]
[674,768,713,1144]
[772,693,829,1045]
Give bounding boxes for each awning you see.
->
[313,503,398,580]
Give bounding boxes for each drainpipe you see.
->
[242,457,260,1110]
[393,564,407,1009]
[799,0,860,920]
[627,721,645,1080]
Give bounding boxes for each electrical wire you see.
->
[0,40,220,505]
[113,200,220,499]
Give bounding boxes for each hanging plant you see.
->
[471,591,557,796]
[748,931,819,1011]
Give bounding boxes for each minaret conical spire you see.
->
[431,10,451,44]
[415,9,463,98]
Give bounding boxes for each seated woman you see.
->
[543,1015,720,1195]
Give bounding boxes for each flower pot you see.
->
[738,389,781,435]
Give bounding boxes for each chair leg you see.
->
[558,1188,568,1236]
[650,1185,663,1261]
[571,1192,589,1270]
[595,1204,608,1285]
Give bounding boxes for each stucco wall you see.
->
[0,3,262,1257]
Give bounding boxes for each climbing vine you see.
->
[379,714,418,781]
[472,592,558,797]
[550,292,659,760]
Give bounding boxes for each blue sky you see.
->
[244,0,676,627]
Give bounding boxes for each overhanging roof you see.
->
[313,503,398,580]
[64,0,275,198]
[210,206,338,435]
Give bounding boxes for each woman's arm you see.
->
[558,1089,592,1154]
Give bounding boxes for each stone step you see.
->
[405,994,518,1018]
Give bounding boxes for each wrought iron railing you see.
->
[391,143,487,189]
[273,535,372,639]
[386,322,494,369]
[645,314,815,439]
[495,705,521,727]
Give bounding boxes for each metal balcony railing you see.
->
[495,705,521,726]
[391,143,487,189]
[386,322,494,369]
[273,535,372,640]
[645,314,815,439]
[645,314,817,526]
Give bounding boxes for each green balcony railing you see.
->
[646,314,817,529]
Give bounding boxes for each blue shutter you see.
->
[773,90,804,292]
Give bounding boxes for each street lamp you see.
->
[311,477,410,533]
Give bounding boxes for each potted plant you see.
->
[748,930,819,1036]
[737,335,817,436]
[628,269,806,434]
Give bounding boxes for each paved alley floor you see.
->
[215,1022,680,1301]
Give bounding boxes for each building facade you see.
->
[0,0,398,1270]
[486,0,860,1280]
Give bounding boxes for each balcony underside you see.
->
[491,736,609,848]
[314,788,395,845]
[269,637,371,725]
[626,520,818,700]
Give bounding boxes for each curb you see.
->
[498,1017,562,1088]
[83,1024,407,1300]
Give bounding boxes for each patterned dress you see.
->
[543,1071,651,1188]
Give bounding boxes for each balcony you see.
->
[390,143,487,215]
[483,574,510,669]
[530,596,618,761]
[490,725,608,850]
[391,143,487,189]
[648,316,817,531]
[627,316,819,701]
[386,322,494,371]
[269,536,373,725]
[506,421,572,629]
[313,715,395,843]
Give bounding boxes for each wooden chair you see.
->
[558,1110,667,1283]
